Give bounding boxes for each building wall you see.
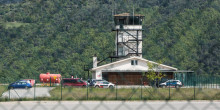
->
[92,57,177,80]
[94,70,102,80]
[93,59,149,79]
[92,72,96,79]
[102,59,149,71]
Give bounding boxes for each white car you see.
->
[94,81,115,88]
[87,79,107,86]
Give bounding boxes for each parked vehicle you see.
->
[155,78,168,87]
[87,79,106,86]
[8,80,32,89]
[94,81,115,88]
[62,78,87,87]
[159,80,182,88]
[23,79,35,86]
[39,72,61,83]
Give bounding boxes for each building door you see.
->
[107,72,145,85]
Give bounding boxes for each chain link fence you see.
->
[0,74,220,110]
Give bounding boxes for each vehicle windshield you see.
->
[103,82,109,84]
[166,80,179,83]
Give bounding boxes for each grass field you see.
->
[0,86,7,94]
[49,87,220,100]
[0,86,8,98]
[0,86,220,101]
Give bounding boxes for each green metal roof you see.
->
[102,70,193,73]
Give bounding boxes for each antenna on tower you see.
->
[133,5,134,16]
[112,0,116,15]
[112,9,114,16]
[133,4,134,25]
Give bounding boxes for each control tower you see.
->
[112,13,144,57]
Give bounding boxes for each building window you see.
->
[118,47,125,56]
[118,33,123,42]
[131,60,138,65]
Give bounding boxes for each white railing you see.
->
[115,25,142,30]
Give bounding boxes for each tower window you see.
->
[131,60,138,65]
[119,19,125,25]
[118,47,124,56]
[118,33,123,42]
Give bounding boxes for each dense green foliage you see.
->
[145,62,164,87]
[0,0,220,83]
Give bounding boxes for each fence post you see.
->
[194,81,196,100]
[9,88,10,101]
[211,76,212,88]
[87,71,89,100]
[141,81,142,100]
[216,77,217,89]
[219,77,220,89]
[34,79,36,100]
[202,76,203,88]
[50,77,51,87]
[213,76,214,89]
[200,76,201,88]
[213,76,214,88]
[61,78,62,100]
[205,79,207,88]
[87,82,88,100]
[169,81,170,100]
[115,82,117,100]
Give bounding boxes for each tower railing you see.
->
[116,25,142,30]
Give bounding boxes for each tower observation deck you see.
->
[112,13,145,58]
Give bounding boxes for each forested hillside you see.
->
[0,0,220,82]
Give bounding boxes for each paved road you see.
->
[0,101,219,110]
[1,87,54,99]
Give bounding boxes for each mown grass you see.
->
[0,86,220,101]
[0,86,7,96]
[50,87,220,100]
[0,85,8,101]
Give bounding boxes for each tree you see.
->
[0,0,220,82]
[145,62,165,87]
